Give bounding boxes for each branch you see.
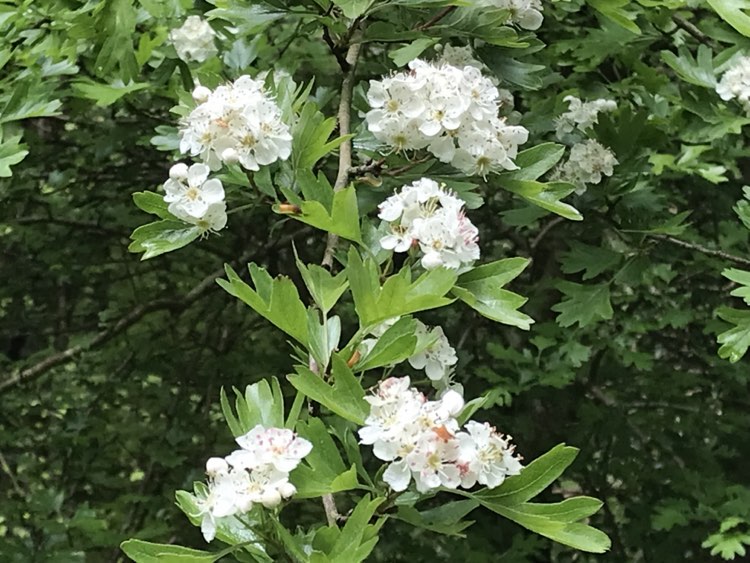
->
[321,31,363,269]
[651,234,750,268]
[416,6,455,30]
[671,14,715,48]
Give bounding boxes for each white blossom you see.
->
[408,322,458,382]
[359,377,522,494]
[163,163,228,233]
[474,0,544,30]
[717,56,750,114]
[378,178,480,270]
[555,95,617,137]
[193,425,311,542]
[456,421,523,488]
[556,140,618,190]
[365,57,528,176]
[179,76,292,171]
[169,16,217,63]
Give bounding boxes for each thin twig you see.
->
[530,216,565,251]
[321,31,363,269]
[651,234,750,268]
[416,6,455,30]
[0,450,24,496]
[671,14,715,48]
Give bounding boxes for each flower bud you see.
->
[205,457,228,476]
[278,482,296,499]
[192,85,212,104]
[261,488,282,509]
[440,389,464,416]
[169,162,189,181]
[221,148,239,164]
[421,251,444,270]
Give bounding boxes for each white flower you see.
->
[194,424,312,542]
[228,425,312,473]
[164,163,225,219]
[473,0,544,30]
[365,56,528,175]
[360,378,522,494]
[456,421,523,488]
[178,75,292,171]
[408,323,458,381]
[555,95,617,138]
[169,16,217,63]
[378,178,479,270]
[556,140,618,191]
[717,56,750,113]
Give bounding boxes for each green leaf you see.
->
[325,495,384,563]
[291,418,359,498]
[296,254,349,314]
[561,242,621,280]
[292,102,351,170]
[280,174,361,242]
[452,258,534,329]
[717,307,750,362]
[217,263,308,345]
[396,499,479,536]
[355,317,418,371]
[0,136,28,177]
[723,268,750,305]
[307,310,342,372]
[507,143,566,181]
[499,179,582,221]
[220,378,286,437]
[331,0,374,18]
[347,248,456,327]
[474,444,579,506]
[481,503,611,553]
[71,79,149,107]
[128,220,201,260]
[589,0,641,34]
[552,282,614,328]
[287,354,369,424]
[389,38,438,66]
[132,192,172,220]
[120,539,217,562]
[708,0,750,37]
[661,46,717,88]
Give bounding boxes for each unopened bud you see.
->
[440,389,464,416]
[169,162,189,181]
[221,148,239,164]
[192,85,212,104]
[277,203,301,215]
[278,482,296,499]
[205,457,228,476]
[261,488,282,508]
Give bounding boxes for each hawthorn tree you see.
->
[2,1,750,562]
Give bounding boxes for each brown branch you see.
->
[321,31,363,269]
[671,14,715,48]
[416,6,455,30]
[651,234,750,268]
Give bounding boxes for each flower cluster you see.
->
[379,178,480,270]
[359,377,522,493]
[556,140,618,190]
[555,95,617,138]
[169,16,217,63]
[365,58,528,176]
[196,425,312,542]
[475,0,544,30]
[717,56,750,114]
[179,76,292,171]
[164,163,227,232]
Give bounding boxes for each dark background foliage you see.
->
[1,0,749,561]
